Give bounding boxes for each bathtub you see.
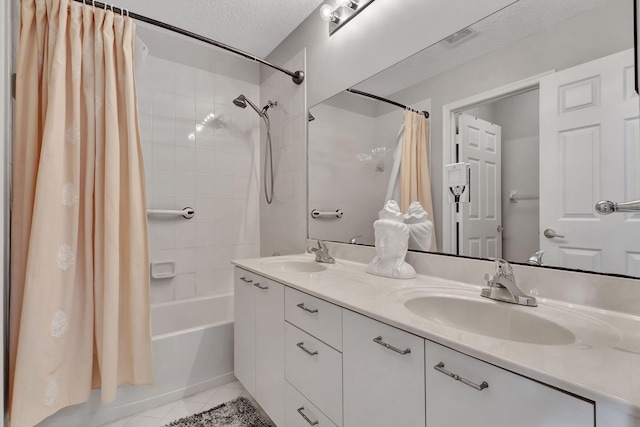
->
[39,294,235,427]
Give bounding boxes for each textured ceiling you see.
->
[115,0,325,57]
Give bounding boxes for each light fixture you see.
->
[319,0,375,35]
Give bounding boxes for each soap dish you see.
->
[150,261,176,279]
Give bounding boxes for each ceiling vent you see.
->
[444,27,474,45]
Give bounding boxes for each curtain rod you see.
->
[346,88,429,118]
[71,0,305,85]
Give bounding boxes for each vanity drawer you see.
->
[285,321,343,426]
[425,340,594,427]
[286,382,338,427]
[285,287,343,351]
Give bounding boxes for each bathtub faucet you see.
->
[307,240,335,264]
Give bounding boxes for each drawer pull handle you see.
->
[296,342,318,356]
[297,407,319,426]
[434,362,489,391]
[253,282,269,290]
[240,276,253,283]
[373,336,411,355]
[297,303,319,314]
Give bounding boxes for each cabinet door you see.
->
[425,340,594,427]
[255,277,285,427]
[233,268,256,396]
[343,310,425,427]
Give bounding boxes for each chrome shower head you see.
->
[233,94,263,116]
[232,95,247,109]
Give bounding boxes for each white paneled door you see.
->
[458,114,502,258]
[539,49,640,275]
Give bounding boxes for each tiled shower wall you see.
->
[137,54,261,303]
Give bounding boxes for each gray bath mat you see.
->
[163,396,275,427]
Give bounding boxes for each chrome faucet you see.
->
[349,235,363,244]
[481,258,537,307]
[526,249,545,266]
[307,240,335,264]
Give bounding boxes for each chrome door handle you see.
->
[596,199,640,214]
[297,303,319,314]
[297,407,319,426]
[434,362,489,391]
[240,276,253,283]
[296,342,318,356]
[373,336,411,355]
[253,282,268,290]
[543,229,564,239]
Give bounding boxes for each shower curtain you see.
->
[400,110,437,251]
[10,1,152,426]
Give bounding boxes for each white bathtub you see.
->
[39,294,235,427]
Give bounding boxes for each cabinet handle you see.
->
[297,407,319,426]
[296,342,318,356]
[240,276,253,283]
[253,282,269,290]
[434,362,489,391]
[373,336,411,355]
[297,302,319,314]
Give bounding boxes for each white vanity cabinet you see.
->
[234,268,285,426]
[284,287,343,426]
[342,310,425,427]
[425,340,595,427]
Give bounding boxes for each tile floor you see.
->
[99,381,253,427]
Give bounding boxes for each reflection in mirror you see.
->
[308,0,640,278]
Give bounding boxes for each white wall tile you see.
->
[152,118,174,145]
[174,147,195,172]
[174,273,196,300]
[174,95,195,122]
[174,122,196,148]
[140,55,260,302]
[153,92,174,119]
[153,145,174,171]
[175,66,196,98]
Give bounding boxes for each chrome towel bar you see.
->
[147,207,195,219]
[311,209,344,219]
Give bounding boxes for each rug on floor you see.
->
[164,396,275,427]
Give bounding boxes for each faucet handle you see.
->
[488,257,513,277]
[317,239,328,251]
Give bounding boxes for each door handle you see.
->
[543,229,564,239]
[595,200,640,215]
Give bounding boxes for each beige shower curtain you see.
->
[400,110,438,251]
[10,1,152,426]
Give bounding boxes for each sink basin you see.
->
[404,294,575,345]
[261,259,328,273]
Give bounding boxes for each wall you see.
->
[259,50,307,256]
[136,34,261,302]
[265,0,517,106]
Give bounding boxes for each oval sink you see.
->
[405,295,575,345]
[262,259,328,273]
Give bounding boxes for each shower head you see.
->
[233,94,263,117]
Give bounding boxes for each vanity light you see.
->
[319,0,375,35]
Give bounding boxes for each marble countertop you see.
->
[232,254,640,418]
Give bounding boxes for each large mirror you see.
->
[308,0,640,278]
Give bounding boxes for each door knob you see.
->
[543,229,565,239]
[497,225,504,232]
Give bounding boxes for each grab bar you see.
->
[147,207,195,219]
[595,200,640,215]
[311,209,344,219]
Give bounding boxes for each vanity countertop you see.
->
[233,254,640,418]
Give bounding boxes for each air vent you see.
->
[444,27,473,45]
